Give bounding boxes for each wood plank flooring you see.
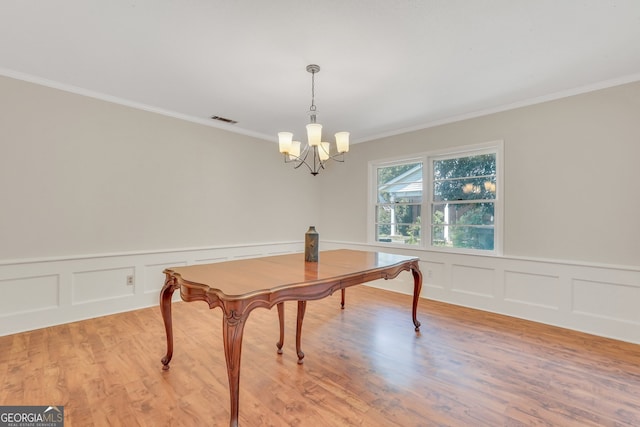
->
[1,285,639,426]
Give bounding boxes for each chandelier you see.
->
[278,64,349,176]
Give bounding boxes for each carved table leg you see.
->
[296,301,307,364]
[160,275,178,370]
[411,266,423,331]
[340,288,346,309]
[223,309,248,427]
[276,302,285,354]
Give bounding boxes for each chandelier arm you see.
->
[328,152,346,163]
[314,147,327,174]
[294,158,315,174]
[284,153,297,164]
[294,161,309,171]
[292,146,325,175]
[283,144,309,164]
[284,146,345,169]
[313,147,318,172]
[292,145,312,171]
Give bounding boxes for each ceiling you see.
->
[1,1,640,144]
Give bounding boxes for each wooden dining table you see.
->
[159,249,423,427]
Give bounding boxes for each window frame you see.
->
[368,140,503,255]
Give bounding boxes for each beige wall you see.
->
[2,74,639,268]
[319,81,640,267]
[0,75,319,260]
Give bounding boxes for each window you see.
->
[374,161,423,245]
[431,151,497,251]
[370,141,502,254]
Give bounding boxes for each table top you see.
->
[165,249,418,297]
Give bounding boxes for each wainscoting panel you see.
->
[323,241,640,345]
[451,264,496,298]
[0,274,60,316]
[0,242,301,336]
[422,261,445,289]
[194,256,229,265]
[73,267,136,304]
[572,279,640,324]
[504,271,560,309]
[144,261,188,295]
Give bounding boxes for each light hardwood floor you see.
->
[1,286,639,426]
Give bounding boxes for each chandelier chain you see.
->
[310,69,316,112]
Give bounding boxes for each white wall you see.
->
[319,81,640,344]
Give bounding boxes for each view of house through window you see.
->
[372,142,501,253]
[375,162,423,245]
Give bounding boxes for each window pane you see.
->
[431,203,494,250]
[375,162,422,246]
[431,223,446,246]
[376,204,421,245]
[434,177,496,202]
[432,203,494,226]
[376,223,421,245]
[431,225,494,250]
[397,222,421,245]
[433,153,496,180]
[430,150,497,252]
[376,224,392,241]
[377,162,422,185]
[377,163,422,204]
[375,205,390,225]
[377,204,421,223]
[433,153,496,203]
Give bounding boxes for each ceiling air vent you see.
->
[210,115,238,124]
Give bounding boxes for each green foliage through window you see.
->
[375,162,422,245]
[371,144,500,253]
[431,153,496,251]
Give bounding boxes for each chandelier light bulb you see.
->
[335,132,350,153]
[319,142,331,161]
[306,123,322,147]
[278,132,293,154]
[289,141,301,160]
